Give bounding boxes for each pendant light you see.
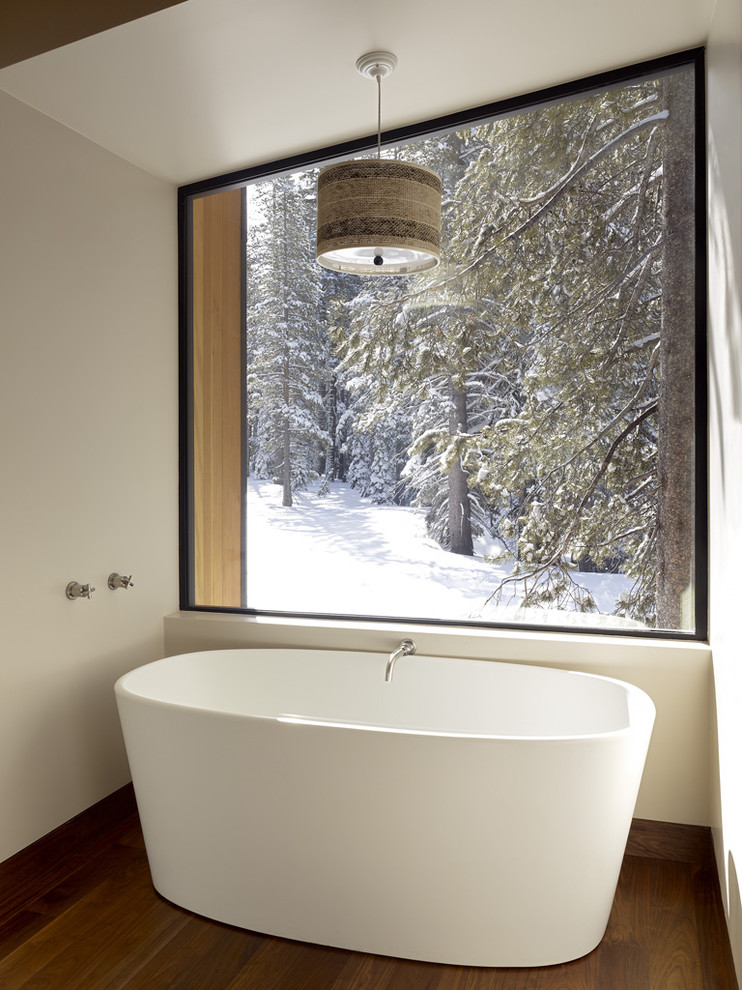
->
[316,52,442,276]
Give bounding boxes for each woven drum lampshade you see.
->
[316,51,442,276]
[316,158,442,275]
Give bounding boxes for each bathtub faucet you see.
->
[384,639,416,682]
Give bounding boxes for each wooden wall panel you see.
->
[191,188,244,607]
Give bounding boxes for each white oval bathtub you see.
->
[115,648,655,967]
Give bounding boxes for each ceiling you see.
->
[0,0,714,187]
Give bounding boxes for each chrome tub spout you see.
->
[385,639,416,682]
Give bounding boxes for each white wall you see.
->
[707,0,742,978]
[0,91,178,863]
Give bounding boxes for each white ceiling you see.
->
[0,0,714,186]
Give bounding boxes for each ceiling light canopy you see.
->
[316,52,442,276]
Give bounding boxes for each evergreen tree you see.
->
[336,282,415,503]
[445,71,695,622]
[316,271,364,482]
[245,173,329,506]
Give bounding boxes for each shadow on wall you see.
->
[708,129,742,510]
[729,852,742,981]
[708,133,742,438]
[708,127,742,515]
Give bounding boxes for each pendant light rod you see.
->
[355,53,398,161]
[377,73,382,159]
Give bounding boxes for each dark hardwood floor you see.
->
[0,785,737,989]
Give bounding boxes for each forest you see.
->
[244,64,698,632]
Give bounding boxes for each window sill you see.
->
[163,609,710,671]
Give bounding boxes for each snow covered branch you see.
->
[506,111,669,243]
[485,402,657,608]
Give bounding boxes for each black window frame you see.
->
[178,46,708,642]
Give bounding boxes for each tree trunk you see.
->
[282,353,292,507]
[656,69,695,629]
[328,375,339,481]
[279,189,293,509]
[448,384,474,556]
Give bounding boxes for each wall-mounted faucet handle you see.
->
[66,581,95,600]
[108,573,134,590]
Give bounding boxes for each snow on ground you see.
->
[246,478,642,630]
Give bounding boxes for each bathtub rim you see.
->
[114,647,656,744]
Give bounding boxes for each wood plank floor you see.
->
[0,785,737,989]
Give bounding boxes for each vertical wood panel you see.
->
[191,188,244,607]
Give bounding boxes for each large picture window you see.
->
[180,49,706,638]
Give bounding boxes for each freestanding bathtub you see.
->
[115,647,655,967]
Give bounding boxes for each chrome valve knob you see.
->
[108,573,134,590]
[66,581,95,600]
